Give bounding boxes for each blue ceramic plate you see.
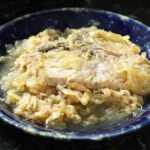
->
[0,8,150,140]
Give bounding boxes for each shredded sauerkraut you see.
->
[0,26,149,129]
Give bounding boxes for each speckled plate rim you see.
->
[0,8,150,140]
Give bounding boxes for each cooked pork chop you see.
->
[39,27,149,95]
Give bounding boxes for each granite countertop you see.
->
[0,0,150,150]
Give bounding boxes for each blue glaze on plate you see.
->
[0,8,150,140]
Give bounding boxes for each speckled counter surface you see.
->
[0,0,150,150]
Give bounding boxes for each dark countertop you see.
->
[0,0,150,150]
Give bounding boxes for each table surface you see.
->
[0,0,150,150]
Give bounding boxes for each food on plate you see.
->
[0,26,149,129]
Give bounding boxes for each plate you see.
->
[0,8,150,140]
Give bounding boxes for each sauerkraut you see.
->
[0,26,149,129]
